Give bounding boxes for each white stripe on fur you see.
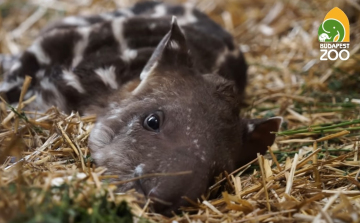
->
[95,66,118,89]
[62,70,85,93]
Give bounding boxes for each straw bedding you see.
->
[1,0,360,222]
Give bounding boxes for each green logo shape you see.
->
[318,19,345,42]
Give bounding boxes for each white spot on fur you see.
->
[110,107,123,115]
[177,3,198,25]
[193,139,199,148]
[248,124,255,132]
[149,23,157,30]
[95,66,118,89]
[151,4,167,17]
[72,27,91,67]
[169,40,180,50]
[126,116,138,135]
[215,47,240,70]
[100,13,115,20]
[107,115,119,120]
[112,17,126,51]
[134,163,145,176]
[36,70,45,79]
[112,18,138,64]
[9,61,21,73]
[63,16,89,26]
[28,39,50,64]
[24,89,33,100]
[62,70,85,93]
[121,49,138,62]
[38,76,51,92]
[186,126,190,135]
[109,102,118,109]
[0,77,23,92]
[117,8,134,17]
[32,92,48,111]
[38,77,65,111]
[127,117,137,128]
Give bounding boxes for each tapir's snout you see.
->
[133,160,209,216]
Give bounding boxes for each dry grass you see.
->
[1,0,360,222]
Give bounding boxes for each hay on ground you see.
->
[1,0,360,222]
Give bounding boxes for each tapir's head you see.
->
[88,18,282,216]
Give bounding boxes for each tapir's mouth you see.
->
[140,173,200,216]
[148,189,173,206]
[132,172,192,216]
[133,178,177,215]
[147,188,184,216]
[132,158,200,215]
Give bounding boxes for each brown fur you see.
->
[0,2,282,216]
[88,18,281,216]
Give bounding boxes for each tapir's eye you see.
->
[143,111,163,132]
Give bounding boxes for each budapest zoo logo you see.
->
[318,7,350,61]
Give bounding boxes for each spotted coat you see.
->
[0,1,246,114]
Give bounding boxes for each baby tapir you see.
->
[0,2,282,216]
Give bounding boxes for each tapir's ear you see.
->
[240,117,283,164]
[139,16,191,81]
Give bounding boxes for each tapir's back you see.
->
[0,2,246,114]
